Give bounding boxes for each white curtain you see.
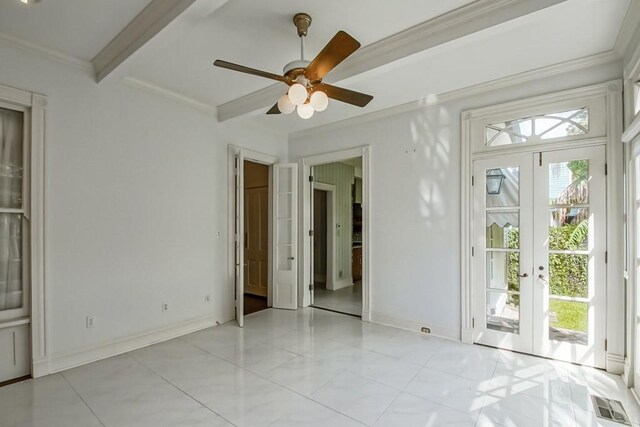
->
[0,108,24,311]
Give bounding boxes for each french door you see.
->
[473,145,606,367]
[234,151,297,327]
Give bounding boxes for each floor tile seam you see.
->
[245,362,368,426]
[358,345,431,367]
[126,351,239,427]
[402,387,486,420]
[368,390,405,426]
[59,372,106,427]
[419,364,496,384]
[306,385,400,427]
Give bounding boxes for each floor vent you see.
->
[591,395,631,425]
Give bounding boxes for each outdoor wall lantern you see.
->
[486,169,506,195]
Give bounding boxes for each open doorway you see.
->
[310,157,363,317]
[243,160,270,316]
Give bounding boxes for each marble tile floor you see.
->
[1,307,639,427]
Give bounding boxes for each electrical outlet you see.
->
[86,316,95,329]
[205,294,211,303]
[420,327,431,334]
[162,303,169,312]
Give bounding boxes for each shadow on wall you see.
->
[410,96,454,237]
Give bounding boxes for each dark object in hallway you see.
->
[244,294,268,315]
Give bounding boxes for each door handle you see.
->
[517,273,528,278]
[288,256,295,260]
[538,274,548,284]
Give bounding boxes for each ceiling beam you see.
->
[217,0,567,122]
[92,0,200,82]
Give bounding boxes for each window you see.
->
[486,107,589,147]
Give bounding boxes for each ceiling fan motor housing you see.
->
[283,60,311,78]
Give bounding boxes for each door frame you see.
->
[227,146,278,326]
[312,183,336,292]
[460,81,624,373]
[298,146,371,321]
[0,83,46,378]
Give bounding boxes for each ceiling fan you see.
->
[213,13,373,119]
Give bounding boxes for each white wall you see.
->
[290,61,622,340]
[0,40,287,368]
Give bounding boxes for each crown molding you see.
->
[614,0,640,58]
[290,50,619,140]
[216,0,567,122]
[0,31,93,73]
[123,76,217,115]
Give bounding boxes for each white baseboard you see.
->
[32,314,225,378]
[606,352,625,375]
[370,311,460,342]
[328,277,353,291]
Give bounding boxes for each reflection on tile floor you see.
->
[313,281,362,316]
[1,308,639,426]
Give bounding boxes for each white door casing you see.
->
[234,152,245,327]
[273,163,298,310]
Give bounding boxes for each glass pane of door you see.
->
[485,167,521,334]
[0,108,24,210]
[0,213,22,312]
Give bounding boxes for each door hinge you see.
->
[472,176,475,186]
[605,251,608,263]
[605,339,607,352]
[472,246,475,256]
[309,175,314,182]
[309,283,314,291]
[472,317,475,328]
[605,163,608,176]
[309,229,314,237]
[539,152,543,166]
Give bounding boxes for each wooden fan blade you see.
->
[214,60,291,84]
[304,31,360,81]
[266,103,281,115]
[315,83,373,107]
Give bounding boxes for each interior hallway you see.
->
[1,308,638,427]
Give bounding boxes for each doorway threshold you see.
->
[310,305,361,319]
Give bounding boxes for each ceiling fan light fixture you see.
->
[277,94,295,114]
[310,91,329,112]
[288,83,308,106]
[297,103,314,119]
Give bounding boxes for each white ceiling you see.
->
[121,0,475,106]
[0,0,634,135]
[0,0,152,60]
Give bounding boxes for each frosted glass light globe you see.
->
[310,91,329,112]
[297,103,314,119]
[277,94,295,114]
[288,83,308,106]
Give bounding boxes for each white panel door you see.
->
[273,164,298,309]
[234,153,245,327]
